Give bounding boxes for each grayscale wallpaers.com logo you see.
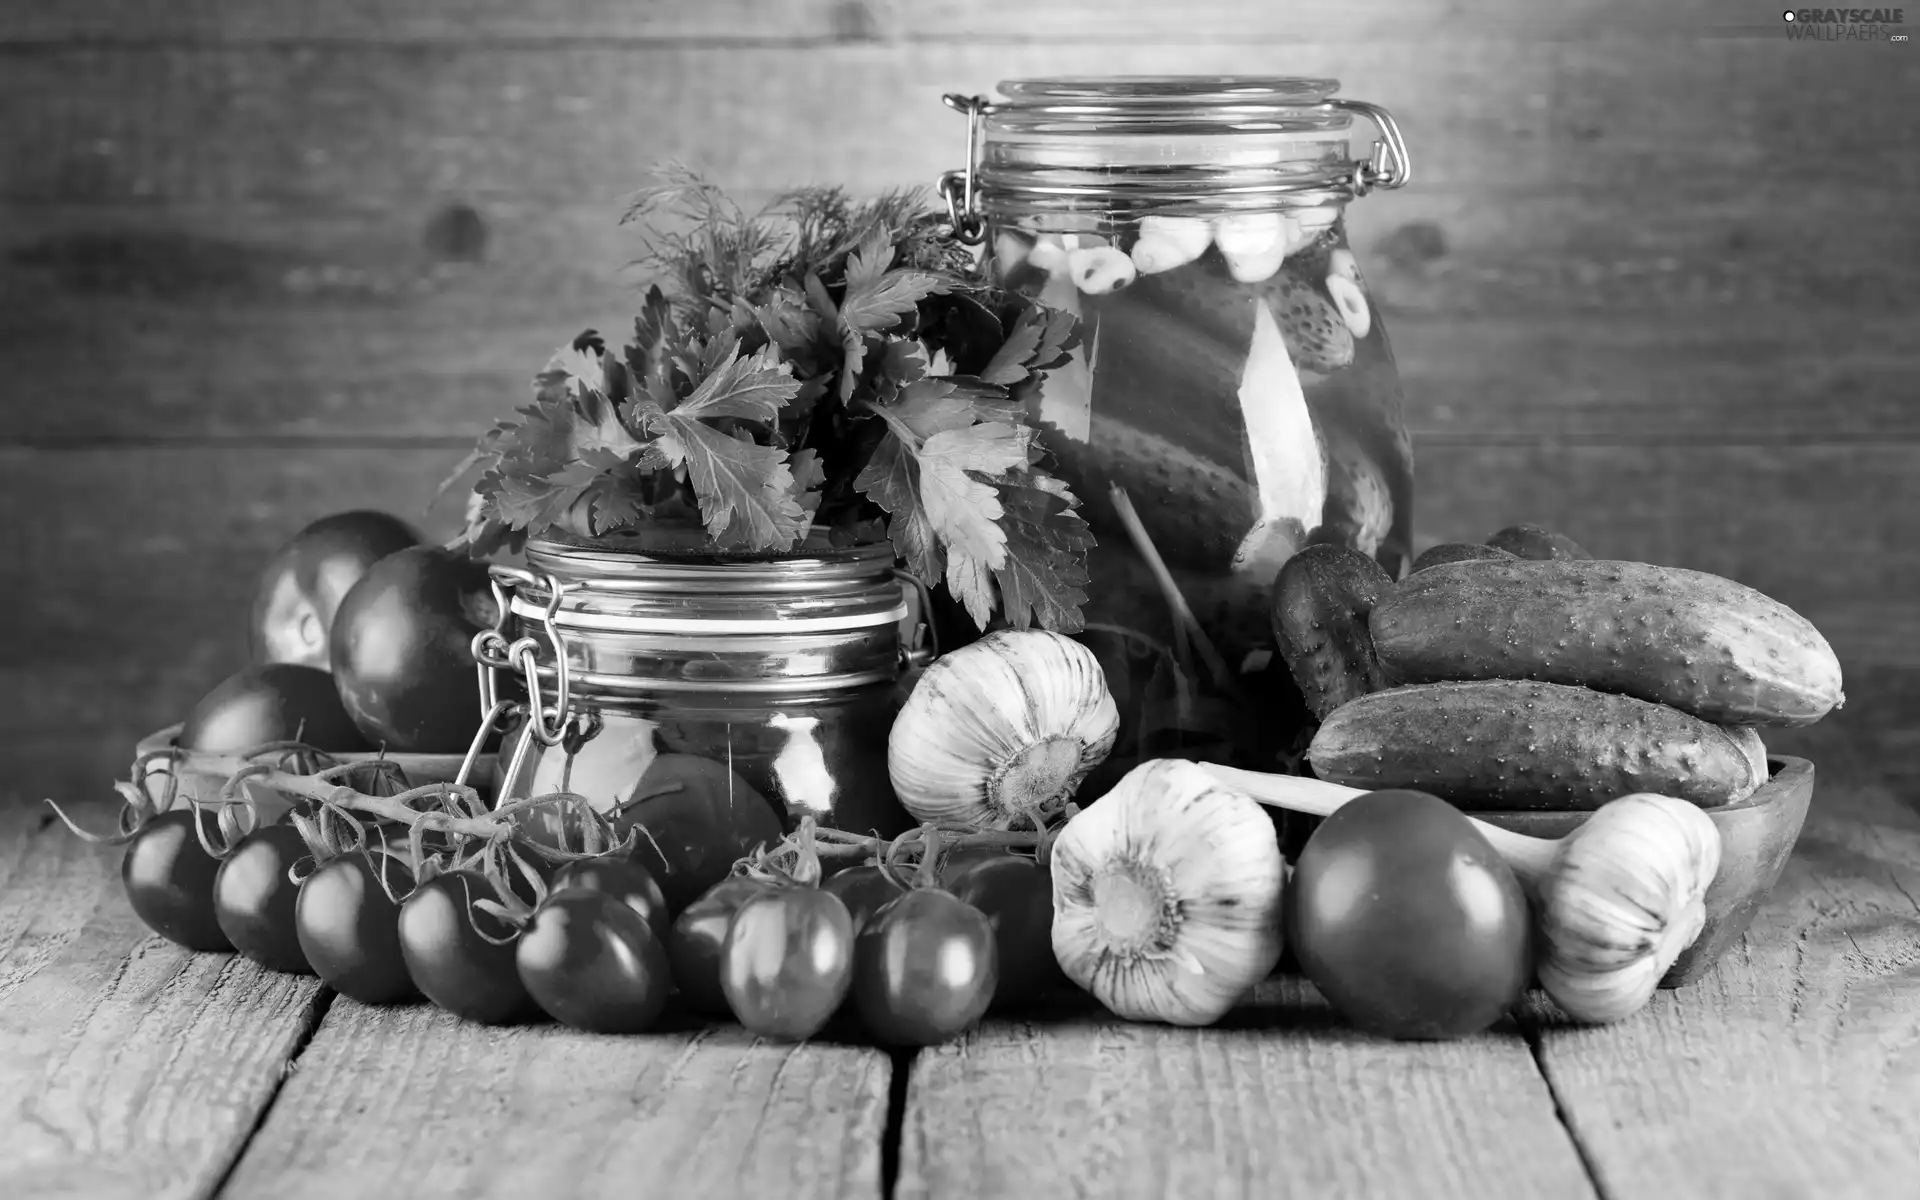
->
[1782,8,1910,39]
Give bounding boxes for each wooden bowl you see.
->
[1474,755,1815,988]
[132,724,498,816]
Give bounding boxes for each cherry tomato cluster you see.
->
[113,794,1071,1045]
[668,849,1063,1046]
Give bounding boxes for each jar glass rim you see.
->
[995,75,1342,106]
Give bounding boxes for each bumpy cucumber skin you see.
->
[1369,559,1845,727]
[1307,680,1760,810]
[1270,544,1393,720]
[1486,524,1592,561]
[1410,542,1518,573]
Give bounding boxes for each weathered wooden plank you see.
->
[5,200,1919,445]
[0,0,1825,44]
[1526,735,1920,1199]
[0,804,108,1009]
[0,799,326,1200]
[6,440,1912,814]
[1,40,1910,210]
[217,1002,890,1199]
[897,978,1595,1200]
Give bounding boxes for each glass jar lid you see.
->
[989,75,1348,132]
[517,534,907,637]
[938,75,1410,232]
[490,535,909,706]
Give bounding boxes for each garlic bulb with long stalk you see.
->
[1200,764,1721,1024]
[889,630,1121,829]
[1050,760,1285,1026]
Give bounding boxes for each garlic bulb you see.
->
[1198,765,1725,1025]
[1051,760,1286,1026]
[1534,793,1721,1022]
[888,630,1120,828]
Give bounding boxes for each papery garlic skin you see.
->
[888,630,1120,829]
[1050,760,1285,1026]
[1536,792,1722,1023]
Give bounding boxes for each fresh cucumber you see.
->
[1410,542,1517,573]
[1486,524,1592,561]
[1269,544,1393,720]
[1307,679,1764,810]
[1369,559,1844,727]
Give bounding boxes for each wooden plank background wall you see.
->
[1,0,1915,809]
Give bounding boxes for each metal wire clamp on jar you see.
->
[938,76,1416,778]
[458,530,922,908]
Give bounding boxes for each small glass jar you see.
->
[940,75,1416,777]
[486,529,918,907]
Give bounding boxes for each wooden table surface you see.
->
[1,716,1916,1200]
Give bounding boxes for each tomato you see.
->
[250,510,421,669]
[821,864,906,938]
[295,853,416,1004]
[516,891,672,1034]
[213,824,315,974]
[943,855,1066,1009]
[328,546,496,754]
[397,870,539,1025]
[549,858,671,944]
[179,663,371,754]
[613,754,786,915]
[668,876,776,1016]
[935,845,1007,884]
[851,889,997,1046]
[720,887,855,1040]
[1287,789,1533,1041]
[121,809,231,951]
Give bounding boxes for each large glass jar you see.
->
[488,529,918,909]
[941,76,1416,782]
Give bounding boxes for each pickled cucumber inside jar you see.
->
[959,76,1416,768]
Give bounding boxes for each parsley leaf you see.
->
[978,301,1082,385]
[991,474,1094,633]
[644,414,810,549]
[675,343,800,421]
[753,286,821,354]
[627,287,682,395]
[629,340,808,549]
[859,403,1033,626]
[885,377,1022,438]
[853,434,942,583]
[791,448,827,516]
[840,231,951,335]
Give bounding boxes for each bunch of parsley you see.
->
[449,168,1094,633]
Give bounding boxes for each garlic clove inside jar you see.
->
[887,630,1121,829]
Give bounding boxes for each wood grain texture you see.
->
[0,0,1833,43]
[1526,730,1920,1198]
[3,441,1912,808]
[5,203,1919,444]
[0,801,326,1200]
[218,1001,890,1199]
[896,978,1595,1200]
[1,40,1911,209]
[0,805,115,1008]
